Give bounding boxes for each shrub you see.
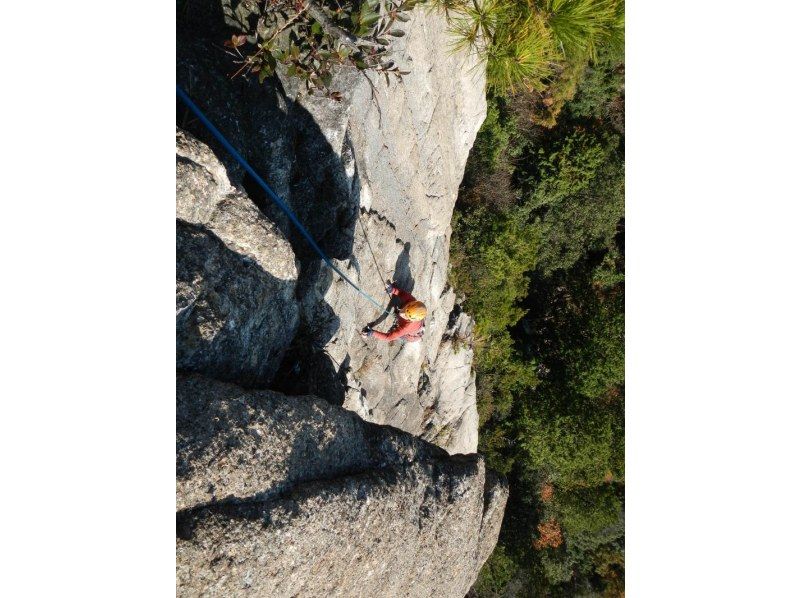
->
[222,0,418,96]
[543,0,624,62]
[473,543,521,595]
[555,485,623,543]
[540,552,574,584]
[441,0,624,124]
[508,58,587,128]
[465,97,514,176]
[474,328,539,424]
[460,97,521,209]
[524,130,624,275]
[567,42,625,126]
[451,206,539,336]
[533,518,564,549]
[518,408,621,489]
[561,289,624,399]
[478,419,517,474]
[451,205,539,423]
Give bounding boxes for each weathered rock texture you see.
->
[177,0,484,453]
[176,129,299,386]
[176,374,507,598]
[175,3,506,594]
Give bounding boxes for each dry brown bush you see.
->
[533,518,563,549]
[539,481,555,503]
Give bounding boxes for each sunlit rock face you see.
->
[176,375,507,598]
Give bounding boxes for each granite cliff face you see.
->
[176,130,300,385]
[176,1,504,594]
[178,0,485,454]
[176,375,507,597]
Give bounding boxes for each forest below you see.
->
[450,40,625,597]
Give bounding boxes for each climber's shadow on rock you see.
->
[177,0,358,403]
[367,241,415,329]
[392,241,415,293]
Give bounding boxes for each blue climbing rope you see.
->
[177,85,388,313]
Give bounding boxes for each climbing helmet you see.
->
[400,300,427,321]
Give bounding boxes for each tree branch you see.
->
[303,0,380,50]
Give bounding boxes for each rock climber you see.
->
[360,282,427,342]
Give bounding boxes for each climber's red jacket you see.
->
[372,287,424,342]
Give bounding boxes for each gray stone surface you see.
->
[295,8,487,454]
[179,3,485,453]
[176,130,299,386]
[176,375,508,598]
[175,5,506,594]
[176,373,440,511]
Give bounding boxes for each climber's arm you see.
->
[370,320,411,341]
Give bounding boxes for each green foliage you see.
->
[478,418,517,475]
[434,0,624,112]
[484,10,555,94]
[567,42,625,125]
[450,5,624,594]
[510,58,587,128]
[446,0,507,54]
[518,408,619,489]
[561,291,624,399]
[452,207,538,337]
[544,0,624,62]
[451,205,539,424]
[540,552,574,585]
[528,131,609,203]
[223,0,417,96]
[468,97,515,174]
[532,485,624,588]
[475,328,539,425]
[461,95,524,210]
[556,485,622,543]
[525,130,624,275]
[473,543,519,595]
[592,248,625,288]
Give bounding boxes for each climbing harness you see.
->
[177,85,389,314]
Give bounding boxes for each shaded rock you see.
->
[176,1,485,453]
[176,373,439,511]
[176,374,508,597]
[176,130,299,386]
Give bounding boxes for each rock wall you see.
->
[177,0,484,454]
[176,375,507,598]
[292,8,485,455]
[175,2,506,595]
[176,130,300,385]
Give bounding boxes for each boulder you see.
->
[176,374,508,597]
[176,130,299,386]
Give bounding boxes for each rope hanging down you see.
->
[357,211,387,286]
[177,85,389,314]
